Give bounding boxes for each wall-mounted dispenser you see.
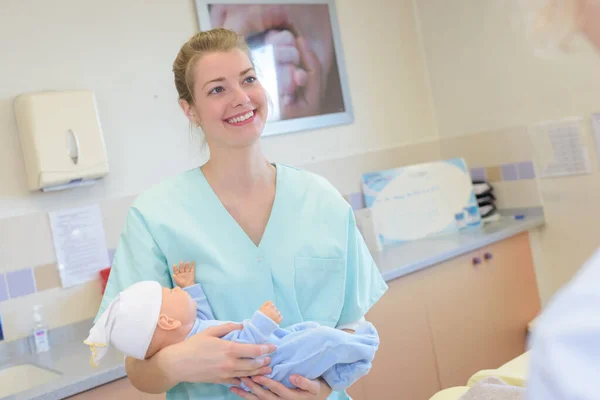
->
[14,90,109,192]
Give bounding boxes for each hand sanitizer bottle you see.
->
[32,305,50,353]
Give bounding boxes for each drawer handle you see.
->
[472,257,482,266]
[484,252,493,261]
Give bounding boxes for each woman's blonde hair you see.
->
[172,28,252,105]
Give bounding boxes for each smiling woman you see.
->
[95,27,387,400]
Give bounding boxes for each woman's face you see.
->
[182,49,268,149]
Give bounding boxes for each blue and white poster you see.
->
[361,158,480,246]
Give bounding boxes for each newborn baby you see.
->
[86,261,379,391]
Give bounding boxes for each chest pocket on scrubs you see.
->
[294,256,345,327]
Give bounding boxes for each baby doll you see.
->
[86,261,379,391]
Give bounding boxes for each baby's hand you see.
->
[259,300,283,324]
[172,261,196,288]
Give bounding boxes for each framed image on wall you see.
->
[195,0,354,137]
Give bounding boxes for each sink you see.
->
[0,363,61,398]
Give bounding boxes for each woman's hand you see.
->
[162,323,276,386]
[263,30,309,107]
[280,36,323,119]
[230,375,333,399]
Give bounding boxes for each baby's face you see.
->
[160,287,197,327]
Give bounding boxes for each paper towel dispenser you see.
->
[14,90,109,192]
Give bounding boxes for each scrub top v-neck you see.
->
[97,163,388,400]
[197,164,280,251]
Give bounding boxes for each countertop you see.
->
[373,214,545,282]
[2,329,126,400]
[1,214,545,399]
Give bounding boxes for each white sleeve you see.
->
[527,249,600,400]
[336,316,366,331]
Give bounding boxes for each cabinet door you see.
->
[423,233,540,389]
[346,377,366,399]
[420,248,489,389]
[66,378,166,399]
[481,233,541,361]
[360,271,440,400]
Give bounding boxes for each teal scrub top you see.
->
[96,164,388,400]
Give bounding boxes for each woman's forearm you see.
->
[125,351,178,394]
[125,324,275,393]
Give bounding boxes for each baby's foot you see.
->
[260,301,283,324]
[172,261,196,288]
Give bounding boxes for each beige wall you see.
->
[0,0,436,220]
[415,0,600,303]
[0,0,438,341]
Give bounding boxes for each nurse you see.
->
[96,28,388,400]
[526,1,600,399]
